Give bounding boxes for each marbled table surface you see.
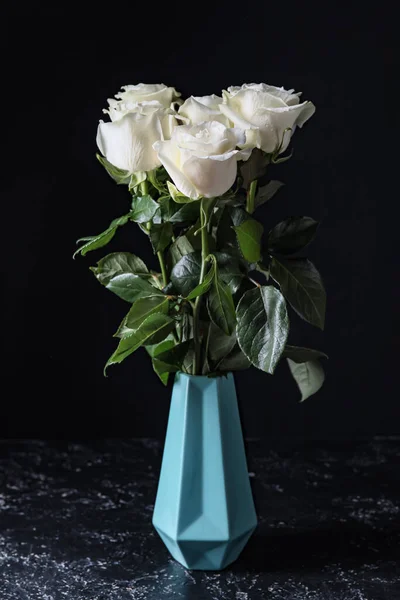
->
[0,438,399,599]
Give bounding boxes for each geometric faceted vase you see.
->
[153,372,257,570]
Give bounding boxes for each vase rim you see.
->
[176,371,232,380]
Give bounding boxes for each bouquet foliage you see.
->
[75,83,327,400]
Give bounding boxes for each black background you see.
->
[2,5,388,440]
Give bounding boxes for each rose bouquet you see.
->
[75,83,326,401]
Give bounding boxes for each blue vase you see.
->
[153,372,257,570]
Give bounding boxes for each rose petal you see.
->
[182,154,238,198]
[97,112,163,173]
[153,140,200,199]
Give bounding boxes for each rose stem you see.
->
[192,199,209,375]
[246,180,258,214]
[140,179,178,343]
[140,179,168,288]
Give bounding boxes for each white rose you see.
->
[153,121,250,199]
[97,97,178,174]
[104,83,180,120]
[219,83,315,154]
[178,95,229,126]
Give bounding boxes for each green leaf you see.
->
[287,359,325,401]
[233,218,264,263]
[217,345,251,371]
[268,217,319,255]
[171,202,200,223]
[157,197,200,223]
[146,337,176,358]
[115,296,169,338]
[170,252,202,297]
[255,180,284,208]
[214,252,244,294]
[91,252,149,286]
[106,274,164,303]
[146,336,177,382]
[283,345,328,363]
[236,286,289,374]
[230,207,249,227]
[178,307,192,342]
[152,340,193,385]
[186,255,216,300]
[150,223,174,253]
[74,213,130,258]
[168,236,195,267]
[207,323,237,365]
[74,227,117,258]
[207,268,236,335]
[216,207,241,254]
[105,313,176,373]
[270,257,326,330]
[130,195,159,223]
[96,153,131,185]
[240,149,269,188]
[110,215,130,227]
[182,346,195,374]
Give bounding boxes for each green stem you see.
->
[140,180,148,195]
[158,251,168,288]
[140,178,178,341]
[246,180,258,214]
[192,200,210,375]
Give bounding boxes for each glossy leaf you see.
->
[152,340,193,385]
[287,359,325,401]
[186,255,216,300]
[158,197,200,223]
[283,345,328,363]
[268,217,319,255]
[106,274,164,303]
[168,236,195,267]
[178,307,192,343]
[110,215,130,227]
[270,257,326,330]
[255,180,284,208]
[146,337,176,358]
[74,227,117,258]
[207,269,236,335]
[74,214,129,258]
[150,222,174,254]
[216,206,238,251]
[230,207,249,227]
[91,252,149,286]
[170,252,201,297]
[146,336,177,383]
[130,195,159,223]
[105,313,176,372]
[115,296,169,338]
[207,323,237,364]
[214,252,244,294]
[233,219,263,263]
[218,345,251,371]
[236,286,289,373]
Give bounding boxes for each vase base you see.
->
[154,524,256,570]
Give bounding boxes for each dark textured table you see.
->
[0,438,399,599]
